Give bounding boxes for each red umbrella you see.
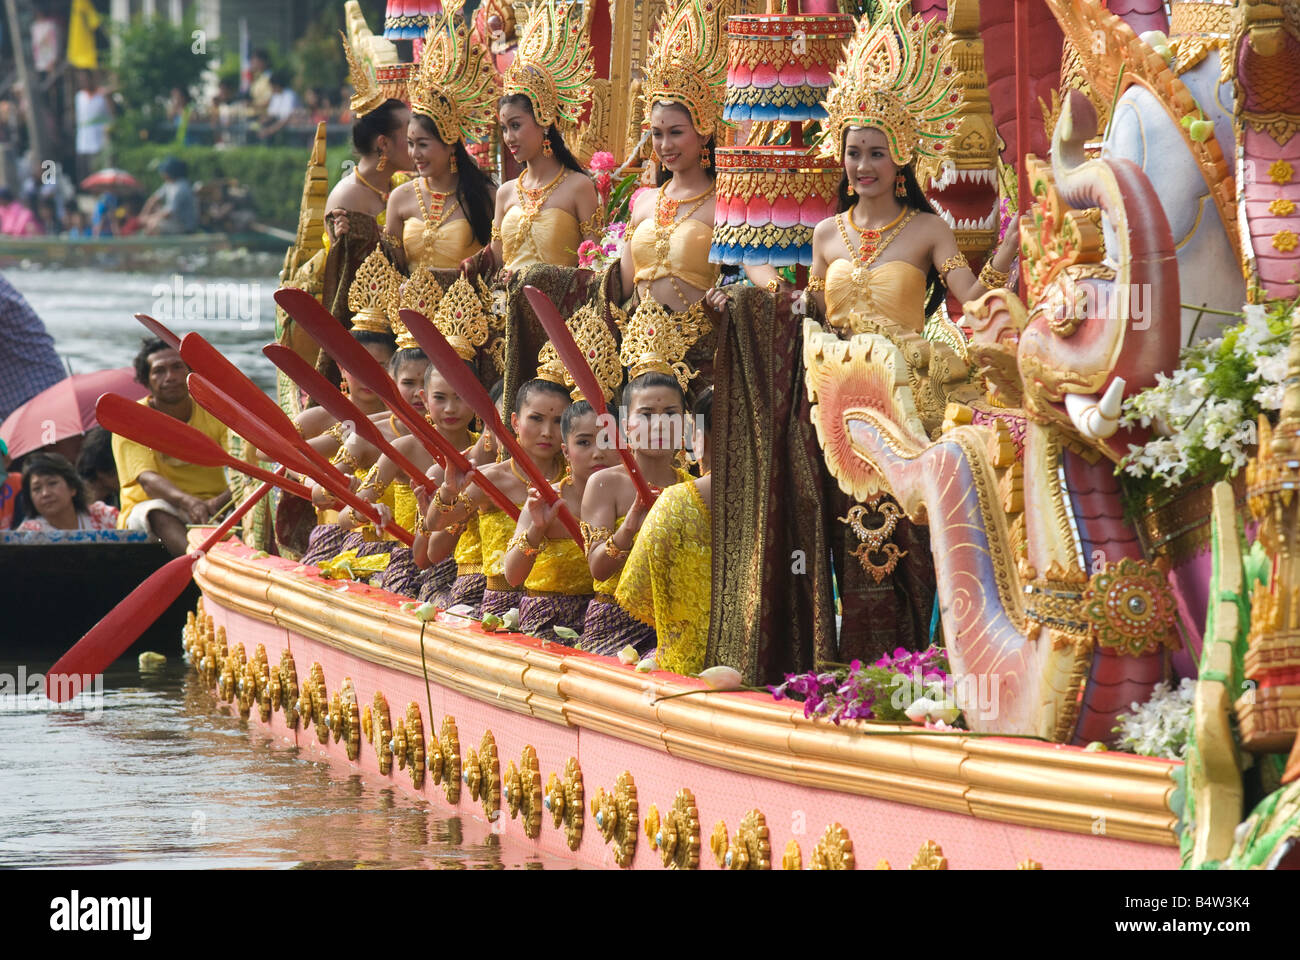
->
[79,168,142,193]
[0,368,148,460]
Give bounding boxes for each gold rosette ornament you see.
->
[393,270,445,350]
[640,0,733,137]
[1081,557,1180,656]
[408,0,501,145]
[501,2,594,128]
[348,248,401,334]
[431,275,491,361]
[817,0,963,166]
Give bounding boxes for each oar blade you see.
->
[180,332,294,435]
[398,308,501,430]
[44,555,196,701]
[134,313,181,350]
[95,392,229,469]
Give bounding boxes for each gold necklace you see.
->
[837,207,917,289]
[354,168,389,203]
[517,167,567,229]
[509,457,563,488]
[646,184,715,308]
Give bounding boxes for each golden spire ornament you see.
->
[348,249,401,334]
[617,297,709,393]
[340,31,387,118]
[501,2,594,128]
[393,270,446,350]
[640,0,734,137]
[432,275,491,361]
[817,0,963,166]
[408,0,501,145]
[534,304,622,402]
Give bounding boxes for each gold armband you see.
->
[805,275,826,292]
[491,222,502,242]
[580,207,605,240]
[330,444,360,475]
[978,262,1010,289]
[508,530,543,558]
[415,511,428,535]
[356,464,385,499]
[602,532,629,561]
[939,253,969,280]
[581,522,613,558]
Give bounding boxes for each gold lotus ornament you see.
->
[464,730,501,819]
[544,757,584,851]
[810,823,855,870]
[431,275,491,361]
[405,702,426,790]
[372,691,393,775]
[338,679,362,760]
[910,839,948,870]
[649,788,701,870]
[709,820,728,868]
[782,839,802,871]
[308,662,329,745]
[590,771,638,868]
[505,745,543,840]
[724,809,771,870]
[439,717,462,804]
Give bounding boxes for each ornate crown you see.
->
[817,0,963,167]
[534,304,622,402]
[340,31,387,118]
[617,298,709,393]
[501,2,594,128]
[348,249,401,334]
[641,0,733,138]
[432,275,491,361]
[394,270,445,350]
[409,0,501,145]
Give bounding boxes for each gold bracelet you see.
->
[978,262,1010,289]
[416,511,428,535]
[446,520,467,538]
[330,444,360,475]
[582,522,612,558]
[940,253,969,280]
[357,464,385,499]
[602,532,629,561]
[805,275,825,292]
[508,530,543,558]
[765,278,781,294]
[432,488,465,516]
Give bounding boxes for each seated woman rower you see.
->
[613,389,713,675]
[16,453,119,534]
[426,377,570,620]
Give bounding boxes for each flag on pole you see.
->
[67,0,101,70]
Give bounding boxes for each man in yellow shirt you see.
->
[112,339,231,555]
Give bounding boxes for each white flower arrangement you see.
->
[1112,678,1196,760]
[1119,303,1294,488]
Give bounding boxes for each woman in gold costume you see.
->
[385,5,499,271]
[807,6,1018,337]
[426,379,571,619]
[502,399,611,642]
[491,2,601,272]
[613,389,713,675]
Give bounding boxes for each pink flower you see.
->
[590,151,617,172]
[595,171,612,196]
[577,239,599,268]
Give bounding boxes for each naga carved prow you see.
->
[806,90,1184,743]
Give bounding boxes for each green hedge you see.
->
[114,143,356,231]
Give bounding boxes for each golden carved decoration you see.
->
[327,690,342,743]
[643,804,660,847]
[717,809,771,870]
[590,771,638,868]
[876,859,892,869]
[250,644,271,722]
[810,822,855,870]
[439,717,461,804]
[649,788,701,870]
[360,702,373,743]
[338,678,361,761]
[544,757,584,851]
[218,641,244,703]
[307,662,329,744]
[841,500,908,584]
[709,820,728,868]
[393,717,409,771]
[464,730,501,819]
[781,839,802,871]
[1081,557,1181,656]
[405,703,426,790]
[372,691,393,775]
[910,839,949,869]
[279,652,299,728]
[504,745,543,839]
[1017,858,1043,869]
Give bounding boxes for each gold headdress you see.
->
[340,31,387,118]
[432,276,491,361]
[348,249,401,334]
[817,0,963,166]
[408,0,501,145]
[535,304,622,403]
[501,2,594,128]
[617,298,709,393]
[640,0,732,137]
[393,270,446,350]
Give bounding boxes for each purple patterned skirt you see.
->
[417,556,459,606]
[519,592,592,645]
[480,586,522,620]
[378,546,421,598]
[445,572,486,616]
[300,523,348,566]
[582,595,658,658]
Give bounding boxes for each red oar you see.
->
[523,285,656,506]
[399,307,585,549]
[134,313,181,350]
[43,473,278,702]
[188,373,415,546]
[263,343,438,494]
[95,392,315,501]
[274,287,519,520]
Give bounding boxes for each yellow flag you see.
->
[67,0,102,70]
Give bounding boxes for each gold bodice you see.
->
[402,216,482,270]
[453,515,482,573]
[614,480,711,676]
[525,537,593,595]
[824,258,928,336]
[630,216,719,295]
[500,206,581,270]
[479,508,519,579]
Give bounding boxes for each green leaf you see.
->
[553,626,581,641]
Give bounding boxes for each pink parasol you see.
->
[79,168,142,193]
[0,368,148,460]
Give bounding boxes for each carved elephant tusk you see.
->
[1064,377,1127,441]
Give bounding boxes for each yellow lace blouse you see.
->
[629,217,719,294]
[525,537,594,595]
[824,258,929,336]
[403,216,482,270]
[614,480,711,676]
[453,515,482,574]
[479,508,519,579]
[361,479,418,542]
[500,206,581,270]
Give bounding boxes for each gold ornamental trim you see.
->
[545,757,584,851]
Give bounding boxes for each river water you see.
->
[2,266,551,869]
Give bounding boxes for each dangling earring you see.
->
[377,153,388,173]
[699,146,710,169]
[449,151,458,174]
[542,135,553,158]
[894,172,906,199]
[340,379,350,398]
[846,181,855,198]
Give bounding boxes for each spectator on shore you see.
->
[0,187,38,236]
[77,426,119,508]
[305,87,332,125]
[140,156,198,235]
[166,86,193,144]
[112,338,231,555]
[92,191,117,236]
[248,49,274,114]
[16,452,118,533]
[64,209,92,237]
[117,196,144,236]
[74,70,112,184]
[259,71,301,142]
[35,197,59,235]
